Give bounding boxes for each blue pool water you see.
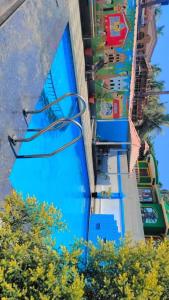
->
[10,27,91,248]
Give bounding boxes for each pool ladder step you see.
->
[8,92,87,158]
[43,71,64,120]
[23,92,86,128]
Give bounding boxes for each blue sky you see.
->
[152,6,169,189]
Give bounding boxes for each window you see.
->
[137,43,144,49]
[116,54,120,62]
[110,80,115,88]
[139,188,153,202]
[141,207,158,224]
[109,55,114,62]
[137,32,145,40]
[110,83,115,88]
[139,168,149,176]
[103,6,114,11]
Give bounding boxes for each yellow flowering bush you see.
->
[1,192,169,299]
[83,238,169,299]
[0,191,84,300]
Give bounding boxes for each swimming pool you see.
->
[9,26,91,248]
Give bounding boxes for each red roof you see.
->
[129,118,141,173]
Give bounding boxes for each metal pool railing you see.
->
[8,92,87,158]
[42,71,64,121]
[0,0,26,27]
[23,92,87,122]
[8,119,83,159]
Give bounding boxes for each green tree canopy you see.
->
[157,25,165,36]
[151,64,162,77]
[135,61,169,139]
[155,6,162,19]
[1,192,169,299]
[0,191,84,300]
[135,96,169,138]
[83,239,169,300]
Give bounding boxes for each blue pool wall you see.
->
[0,0,68,201]
[10,26,91,249]
[96,120,129,145]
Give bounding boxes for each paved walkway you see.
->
[120,154,144,241]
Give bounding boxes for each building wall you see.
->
[91,0,137,125]
[136,155,167,236]
[96,120,129,142]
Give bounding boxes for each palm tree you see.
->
[151,64,162,77]
[157,25,165,36]
[135,96,169,138]
[141,0,169,8]
[160,114,169,124]
[154,6,162,18]
[139,66,169,97]
[144,90,169,96]
[149,79,165,91]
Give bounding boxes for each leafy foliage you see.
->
[135,62,169,139]
[155,6,162,19]
[136,95,169,138]
[157,25,165,37]
[83,239,169,300]
[151,64,162,77]
[1,192,169,299]
[0,191,84,300]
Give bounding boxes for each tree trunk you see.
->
[139,91,169,97]
[141,0,169,8]
[148,91,169,96]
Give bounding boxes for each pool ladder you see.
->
[42,71,64,121]
[8,93,87,158]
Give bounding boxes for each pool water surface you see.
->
[10,27,91,248]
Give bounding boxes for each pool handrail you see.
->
[8,118,83,159]
[23,92,87,121]
[0,0,26,27]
